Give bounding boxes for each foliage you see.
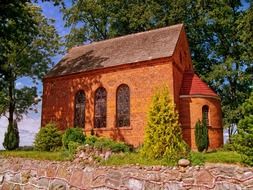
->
[0,2,61,139]
[34,123,62,151]
[93,137,130,153]
[67,141,81,154]
[85,135,98,146]
[223,142,236,151]
[233,92,253,166]
[62,128,85,149]
[194,119,209,152]
[63,0,253,142]
[3,120,19,150]
[141,87,188,162]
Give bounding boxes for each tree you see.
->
[195,119,209,152]
[3,120,19,150]
[63,0,253,142]
[0,3,61,148]
[141,87,188,161]
[233,92,253,166]
[201,1,253,141]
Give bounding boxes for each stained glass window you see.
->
[116,84,130,127]
[74,91,85,128]
[202,105,209,126]
[94,87,107,128]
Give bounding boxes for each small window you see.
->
[74,90,85,128]
[94,87,107,128]
[202,105,209,126]
[116,84,130,127]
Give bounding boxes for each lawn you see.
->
[190,151,242,165]
[0,150,72,161]
[102,151,242,166]
[0,150,243,166]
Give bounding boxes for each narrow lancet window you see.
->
[74,91,85,128]
[202,105,209,126]
[94,87,107,128]
[116,84,130,127]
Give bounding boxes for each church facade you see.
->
[42,24,223,149]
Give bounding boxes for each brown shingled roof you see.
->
[45,24,183,78]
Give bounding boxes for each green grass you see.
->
[103,151,243,166]
[0,150,73,161]
[190,151,242,165]
[102,152,176,166]
[0,149,243,165]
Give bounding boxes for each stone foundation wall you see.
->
[0,157,253,190]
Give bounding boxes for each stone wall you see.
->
[0,157,253,190]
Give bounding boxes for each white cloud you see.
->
[0,115,41,150]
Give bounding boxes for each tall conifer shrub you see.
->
[141,87,188,161]
[195,119,209,152]
[3,120,19,150]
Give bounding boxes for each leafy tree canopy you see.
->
[0,2,61,127]
[233,92,253,166]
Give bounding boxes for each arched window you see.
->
[116,84,130,127]
[94,87,107,128]
[202,105,209,126]
[74,90,85,128]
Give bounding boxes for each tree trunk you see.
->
[8,75,15,126]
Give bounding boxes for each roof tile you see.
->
[180,71,218,97]
[46,24,183,78]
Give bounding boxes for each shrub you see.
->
[62,128,85,149]
[194,119,209,152]
[93,137,130,152]
[68,141,80,154]
[233,92,253,166]
[141,87,188,162]
[3,120,19,150]
[34,123,62,151]
[85,135,98,146]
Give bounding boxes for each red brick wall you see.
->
[172,27,193,110]
[179,96,223,150]
[42,58,174,147]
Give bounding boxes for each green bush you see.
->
[34,123,62,151]
[233,92,253,166]
[141,87,189,162]
[62,128,85,149]
[194,119,209,152]
[68,141,80,154]
[85,135,98,146]
[3,120,19,150]
[93,137,130,152]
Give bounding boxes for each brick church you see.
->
[42,24,223,150]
